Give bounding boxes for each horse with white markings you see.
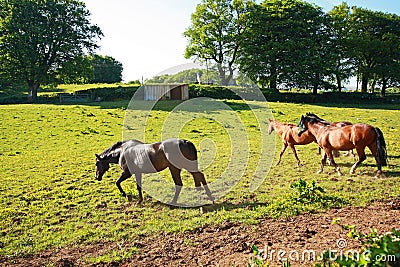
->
[95,138,214,205]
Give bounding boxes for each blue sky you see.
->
[83,0,400,82]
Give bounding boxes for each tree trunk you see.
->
[335,73,342,93]
[381,76,387,97]
[27,80,39,103]
[370,75,377,93]
[312,72,320,95]
[361,73,368,93]
[217,64,228,86]
[270,64,278,91]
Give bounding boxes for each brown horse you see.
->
[268,119,317,166]
[298,113,387,177]
[307,114,354,157]
[95,138,214,205]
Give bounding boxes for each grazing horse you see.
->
[95,138,214,205]
[298,113,387,177]
[268,119,317,166]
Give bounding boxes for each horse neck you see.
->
[273,122,289,136]
[100,150,121,164]
[107,155,120,164]
[305,122,325,136]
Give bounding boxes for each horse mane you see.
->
[304,113,331,126]
[99,141,125,158]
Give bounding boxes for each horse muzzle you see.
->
[95,171,103,181]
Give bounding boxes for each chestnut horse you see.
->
[95,138,214,205]
[306,114,354,157]
[268,119,316,166]
[298,113,387,177]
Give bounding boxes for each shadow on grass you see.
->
[200,201,269,213]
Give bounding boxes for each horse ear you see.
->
[301,115,304,119]
[95,154,100,159]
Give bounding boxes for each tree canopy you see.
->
[184,0,255,86]
[0,0,102,102]
[186,0,400,95]
[88,55,123,83]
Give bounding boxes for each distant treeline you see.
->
[183,0,400,96]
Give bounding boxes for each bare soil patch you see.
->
[3,201,400,267]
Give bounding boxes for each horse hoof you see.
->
[126,194,133,202]
[375,173,386,179]
[317,170,323,174]
[337,172,343,176]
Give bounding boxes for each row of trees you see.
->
[0,0,123,102]
[184,0,400,95]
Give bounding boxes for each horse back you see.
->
[161,138,199,172]
[350,123,377,145]
[121,143,168,174]
[320,123,376,150]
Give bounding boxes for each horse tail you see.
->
[374,127,387,167]
[179,139,198,161]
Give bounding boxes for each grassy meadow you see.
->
[0,97,399,264]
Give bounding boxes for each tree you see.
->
[88,55,123,83]
[374,32,400,95]
[184,0,254,85]
[347,6,400,94]
[0,0,102,102]
[239,0,332,93]
[328,3,355,92]
[146,68,223,84]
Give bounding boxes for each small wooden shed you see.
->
[143,83,189,101]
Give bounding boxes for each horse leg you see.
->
[191,171,214,202]
[317,151,327,174]
[134,173,143,203]
[169,166,183,205]
[116,171,132,198]
[276,143,287,166]
[333,150,340,158]
[288,144,301,167]
[350,146,367,175]
[325,149,342,176]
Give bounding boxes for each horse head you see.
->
[267,119,275,134]
[95,154,110,181]
[297,115,308,136]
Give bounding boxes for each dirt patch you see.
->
[3,201,400,267]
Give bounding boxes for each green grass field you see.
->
[0,99,399,264]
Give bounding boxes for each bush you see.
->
[189,84,241,99]
[317,224,400,267]
[76,85,140,101]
